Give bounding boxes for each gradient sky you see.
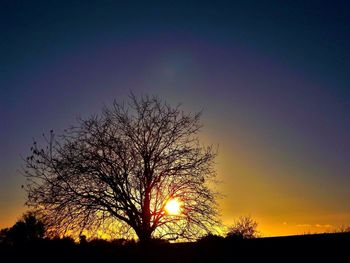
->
[1,0,350,236]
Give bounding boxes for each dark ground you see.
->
[1,232,349,262]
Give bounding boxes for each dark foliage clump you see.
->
[0,212,45,245]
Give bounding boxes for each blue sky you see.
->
[1,0,349,235]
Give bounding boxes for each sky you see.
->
[1,0,350,236]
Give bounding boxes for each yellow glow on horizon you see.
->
[165,198,182,215]
[1,129,350,238]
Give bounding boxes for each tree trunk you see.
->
[138,230,152,244]
[139,187,152,243]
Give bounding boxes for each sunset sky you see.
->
[1,1,350,236]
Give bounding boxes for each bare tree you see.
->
[336,225,350,233]
[23,94,219,243]
[227,216,259,239]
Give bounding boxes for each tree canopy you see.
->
[24,94,219,242]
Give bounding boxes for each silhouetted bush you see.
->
[0,228,9,243]
[0,212,45,245]
[197,233,224,244]
[110,238,136,246]
[226,215,259,240]
[79,235,87,245]
[88,238,111,247]
[145,237,170,245]
[336,225,350,233]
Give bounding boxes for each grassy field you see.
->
[1,232,349,262]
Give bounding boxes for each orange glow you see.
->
[165,198,182,215]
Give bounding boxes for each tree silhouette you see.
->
[24,94,218,243]
[1,212,45,244]
[227,216,259,240]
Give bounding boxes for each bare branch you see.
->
[24,94,219,242]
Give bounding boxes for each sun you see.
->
[165,198,182,215]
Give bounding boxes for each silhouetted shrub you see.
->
[0,228,9,243]
[336,225,350,233]
[88,238,111,247]
[49,236,76,248]
[226,216,259,240]
[79,235,87,245]
[110,238,136,246]
[197,233,225,245]
[1,212,45,245]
